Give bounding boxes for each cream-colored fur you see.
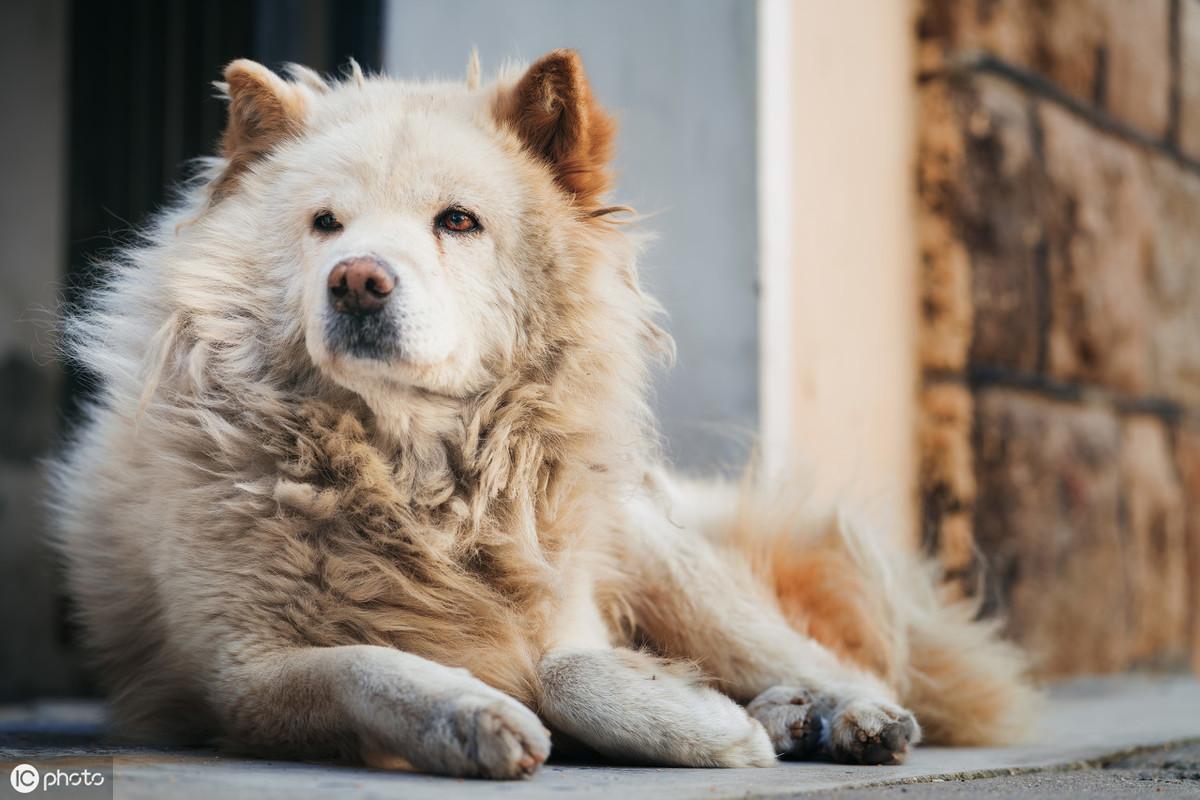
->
[50,52,1034,779]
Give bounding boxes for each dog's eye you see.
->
[313,211,343,234]
[436,208,480,234]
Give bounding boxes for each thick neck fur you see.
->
[67,213,666,701]
[84,204,665,549]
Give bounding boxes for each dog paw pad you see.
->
[827,699,920,765]
[746,685,824,759]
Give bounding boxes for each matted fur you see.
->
[50,51,1033,777]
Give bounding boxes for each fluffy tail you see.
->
[719,484,1037,746]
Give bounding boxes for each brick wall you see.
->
[916,0,1200,677]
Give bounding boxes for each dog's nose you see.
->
[327,258,395,314]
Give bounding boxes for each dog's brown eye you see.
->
[437,208,480,234]
[313,211,343,234]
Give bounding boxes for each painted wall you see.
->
[781,1,919,543]
[384,0,760,472]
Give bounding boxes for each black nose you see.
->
[327,257,395,314]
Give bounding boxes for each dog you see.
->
[50,51,1034,779]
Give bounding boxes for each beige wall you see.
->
[761,0,918,544]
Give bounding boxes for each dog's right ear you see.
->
[212,60,309,200]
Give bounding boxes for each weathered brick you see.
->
[917,0,1200,684]
[1119,417,1189,666]
[919,0,1171,137]
[973,389,1129,677]
[1175,425,1200,673]
[1180,0,1200,159]
[920,382,976,573]
[1039,102,1152,394]
[1144,158,1200,407]
[918,81,972,373]
[1102,0,1172,137]
[918,76,1046,373]
[1037,102,1200,402]
[919,0,1104,96]
[939,511,975,572]
[918,215,972,373]
[921,383,977,506]
[958,79,1044,373]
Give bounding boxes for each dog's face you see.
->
[285,105,528,399]
[207,54,616,402]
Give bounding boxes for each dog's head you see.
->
[193,52,649,416]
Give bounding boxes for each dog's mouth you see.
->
[324,310,400,362]
[315,315,470,404]
[311,263,470,398]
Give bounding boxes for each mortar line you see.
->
[918,55,1200,178]
[921,367,1197,426]
[1168,0,1183,147]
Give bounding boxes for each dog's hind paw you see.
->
[746,685,823,759]
[825,698,921,765]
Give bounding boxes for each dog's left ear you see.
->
[494,49,616,206]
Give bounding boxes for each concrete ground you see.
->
[834,742,1200,798]
[1,675,1197,799]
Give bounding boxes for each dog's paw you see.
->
[825,698,920,765]
[464,697,552,779]
[711,711,778,768]
[665,685,777,768]
[746,685,823,759]
[364,690,551,779]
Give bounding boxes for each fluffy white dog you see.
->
[52,52,1033,779]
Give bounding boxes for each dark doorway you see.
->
[63,0,383,426]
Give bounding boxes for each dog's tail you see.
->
[720,483,1038,746]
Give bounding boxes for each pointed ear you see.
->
[494,49,616,206]
[213,59,309,199]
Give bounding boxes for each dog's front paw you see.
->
[464,697,552,778]
[363,690,551,779]
[746,685,823,759]
[712,711,778,768]
[825,698,920,765]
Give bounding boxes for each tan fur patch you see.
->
[213,60,308,201]
[493,49,616,207]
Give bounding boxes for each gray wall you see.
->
[384,0,759,471]
[0,0,84,699]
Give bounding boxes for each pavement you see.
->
[832,743,1200,798]
[1,675,1198,799]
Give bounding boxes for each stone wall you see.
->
[917,0,1200,677]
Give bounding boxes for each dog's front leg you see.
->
[214,644,549,779]
[620,492,920,765]
[536,648,775,767]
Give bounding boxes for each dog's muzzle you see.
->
[324,257,400,359]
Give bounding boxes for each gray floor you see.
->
[834,744,1200,798]
[1,676,1198,798]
